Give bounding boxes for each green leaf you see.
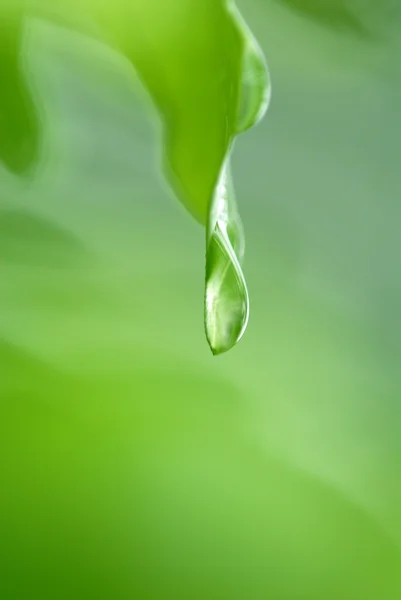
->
[0,1,270,353]
[278,0,367,34]
[0,13,39,174]
[0,208,90,267]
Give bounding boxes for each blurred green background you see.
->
[1,1,401,598]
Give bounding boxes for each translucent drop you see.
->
[236,39,271,134]
[228,0,271,134]
[205,164,249,355]
[203,8,270,355]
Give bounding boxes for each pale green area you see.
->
[1,2,401,598]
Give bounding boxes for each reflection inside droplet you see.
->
[236,39,271,134]
[205,164,249,355]
[203,5,269,355]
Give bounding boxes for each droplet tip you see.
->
[208,341,236,357]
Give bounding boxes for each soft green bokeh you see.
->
[1,1,401,598]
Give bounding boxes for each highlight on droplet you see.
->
[205,162,249,355]
[203,2,270,355]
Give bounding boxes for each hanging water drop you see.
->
[228,0,271,134]
[203,7,270,355]
[205,163,249,355]
[236,38,271,134]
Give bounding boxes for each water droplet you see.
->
[236,39,271,134]
[205,164,249,355]
[203,6,270,355]
[228,1,271,134]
